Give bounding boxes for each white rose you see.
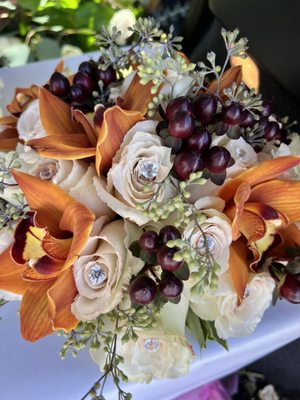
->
[71,219,144,321]
[17,99,46,141]
[91,299,193,383]
[94,120,173,225]
[271,133,300,179]
[108,9,136,45]
[191,272,275,339]
[60,44,82,58]
[29,158,113,218]
[184,208,232,277]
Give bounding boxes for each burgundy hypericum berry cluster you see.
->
[129,225,188,306]
[48,59,117,113]
[157,95,234,184]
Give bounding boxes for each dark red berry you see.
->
[173,151,204,180]
[159,225,181,245]
[261,100,271,118]
[258,117,269,130]
[166,96,193,121]
[205,146,231,173]
[49,72,70,97]
[264,121,280,141]
[186,126,212,153]
[96,66,117,87]
[193,94,218,124]
[129,276,157,305]
[222,103,242,125]
[168,111,194,139]
[78,61,97,78]
[240,110,255,127]
[157,246,183,271]
[159,273,183,298]
[139,230,160,253]
[70,84,87,102]
[215,123,229,136]
[280,273,300,304]
[73,72,95,95]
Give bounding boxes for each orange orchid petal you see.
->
[249,180,300,223]
[12,170,73,237]
[95,105,144,174]
[72,109,97,146]
[0,115,17,126]
[0,247,27,295]
[229,182,251,240]
[268,223,300,259]
[38,87,84,136]
[27,133,96,160]
[0,127,18,151]
[208,66,242,96]
[122,72,157,116]
[22,258,64,281]
[59,201,95,271]
[7,85,39,116]
[219,156,300,202]
[55,60,64,73]
[48,268,78,332]
[229,239,249,303]
[20,280,54,341]
[231,53,260,93]
[42,233,72,260]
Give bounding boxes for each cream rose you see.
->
[71,219,144,321]
[108,9,136,45]
[184,207,232,277]
[16,99,46,141]
[91,299,193,383]
[94,120,173,225]
[191,272,275,339]
[28,158,113,218]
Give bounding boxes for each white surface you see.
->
[1,300,300,400]
[1,55,300,400]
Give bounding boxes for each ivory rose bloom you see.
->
[191,272,275,339]
[184,207,232,276]
[91,299,193,383]
[71,219,144,321]
[94,120,173,225]
[17,99,46,141]
[108,9,136,45]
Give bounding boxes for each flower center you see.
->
[236,148,246,159]
[38,162,58,180]
[144,338,160,352]
[198,234,215,253]
[87,262,107,286]
[139,161,158,180]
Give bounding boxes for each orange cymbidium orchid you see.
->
[26,88,144,175]
[0,170,95,342]
[218,156,300,301]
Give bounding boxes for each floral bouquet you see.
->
[0,17,300,400]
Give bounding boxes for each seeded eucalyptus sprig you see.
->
[223,82,262,113]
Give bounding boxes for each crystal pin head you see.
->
[39,162,58,180]
[198,235,215,252]
[144,338,160,352]
[139,161,158,180]
[87,263,107,286]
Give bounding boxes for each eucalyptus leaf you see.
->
[186,309,206,349]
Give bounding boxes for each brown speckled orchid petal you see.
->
[7,85,39,116]
[95,105,144,175]
[38,87,84,136]
[72,108,97,146]
[0,127,19,151]
[27,133,96,160]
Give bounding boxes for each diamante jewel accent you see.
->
[144,338,160,352]
[139,161,158,180]
[87,263,107,286]
[39,162,58,180]
[198,235,215,252]
[236,148,246,159]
